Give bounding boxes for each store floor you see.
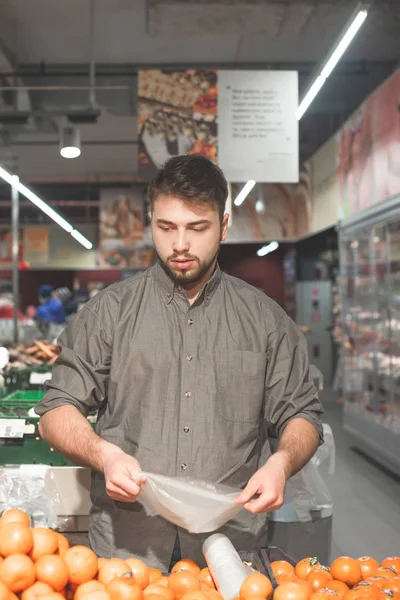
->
[320,387,400,561]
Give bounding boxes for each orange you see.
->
[22,582,54,600]
[63,547,98,585]
[98,560,109,570]
[352,582,380,597]
[365,579,389,591]
[144,585,173,600]
[0,509,30,528]
[55,534,69,558]
[372,570,397,581]
[74,592,110,600]
[357,560,380,582]
[204,592,223,600]
[31,529,59,562]
[155,579,169,589]
[381,560,400,576]
[148,570,163,585]
[40,594,66,600]
[181,593,209,600]
[239,573,273,599]
[99,560,131,587]
[0,523,34,556]
[107,576,143,600]
[326,582,350,599]
[272,562,296,580]
[36,555,69,592]
[310,590,340,600]
[274,580,313,600]
[276,575,300,586]
[331,558,362,588]
[168,571,201,600]
[296,559,321,581]
[307,568,333,592]
[172,562,201,576]
[124,560,149,590]
[144,595,165,600]
[0,554,36,593]
[0,580,10,600]
[198,569,215,589]
[379,580,400,597]
[74,581,106,600]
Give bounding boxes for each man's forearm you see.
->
[38,405,122,472]
[275,418,320,478]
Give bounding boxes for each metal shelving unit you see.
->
[339,195,400,477]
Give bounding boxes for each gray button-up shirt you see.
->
[35,262,323,570]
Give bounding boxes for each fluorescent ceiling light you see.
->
[0,165,92,249]
[296,76,326,121]
[321,10,368,79]
[297,9,368,120]
[60,126,81,159]
[257,241,279,257]
[234,180,256,207]
[71,229,93,250]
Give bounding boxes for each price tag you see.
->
[0,419,26,438]
[29,372,52,385]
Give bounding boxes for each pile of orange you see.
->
[268,555,400,600]
[0,508,398,600]
[0,510,223,600]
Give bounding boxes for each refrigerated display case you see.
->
[339,196,400,477]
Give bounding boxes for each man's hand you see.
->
[234,451,290,514]
[100,440,147,502]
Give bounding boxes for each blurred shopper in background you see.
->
[35,284,66,340]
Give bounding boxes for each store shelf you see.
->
[339,201,400,477]
[343,404,400,477]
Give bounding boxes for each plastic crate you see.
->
[239,546,296,588]
[0,390,45,419]
[4,365,52,392]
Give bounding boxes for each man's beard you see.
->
[158,248,219,286]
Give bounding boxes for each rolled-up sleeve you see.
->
[264,313,323,441]
[35,305,112,418]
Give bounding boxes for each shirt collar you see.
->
[152,260,222,306]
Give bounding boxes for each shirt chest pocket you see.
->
[216,349,267,424]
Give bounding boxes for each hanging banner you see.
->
[137,69,298,183]
[98,187,155,269]
[227,164,312,242]
[138,70,217,180]
[218,70,299,183]
[337,69,400,219]
[23,227,49,264]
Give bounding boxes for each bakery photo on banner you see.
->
[98,186,155,269]
[138,70,217,179]
[337,68,400,219]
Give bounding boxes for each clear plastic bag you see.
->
[0,465,67,529]
[270,423,335,523]
[138,472,243,534]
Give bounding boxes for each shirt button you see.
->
[188,319,193,325]
[183,426,190,433]
[187,355,193,361]
[181,463,187,471]
[185,391,191,398]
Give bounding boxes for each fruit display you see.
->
[0,508,399,600]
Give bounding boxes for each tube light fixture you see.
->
[296,8,368,120]
[0,165,93,249]
[71,229,93,250]
[60,126,81,159]
[257,241,279,257]
[234,180,256,207]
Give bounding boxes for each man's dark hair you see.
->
[148,154,228,222]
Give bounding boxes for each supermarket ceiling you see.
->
[0,0,399,181]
